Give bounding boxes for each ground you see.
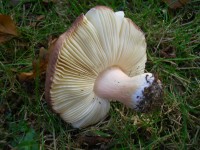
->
[0,0,199,149]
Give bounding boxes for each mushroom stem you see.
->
[94,67,163,112]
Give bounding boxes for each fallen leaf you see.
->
[160,46,176,58]
[30,15,45,27]
[34,47,49,73]
[0,14,18,43]
[36,15,45,21]
[42,0,57,9]
[18,47,49,82]
[17,36,57,82]
[77,135,111,146]
[163,0,190,9]
[0,104,6,114]
[42,0,57,3]
[17,72,35,81]
[48,36,57,49]
[10,0,20,6]
[29,22,37,27]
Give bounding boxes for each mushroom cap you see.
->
[45,6,147,128]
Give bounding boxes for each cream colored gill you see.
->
[71,96,110,128]
[60,93,99,122]
[60,93,110,126]
[128,55,147,76]
[49,15,111,127]
[57,20,106,76]
[116,18,147,75]
[114,11,125,34]
[51,82,93,103]
[85,7,124,65]
[51,75,94,114]
[72,100,109,127]
[57,15,109,77]
[85,7,146,76]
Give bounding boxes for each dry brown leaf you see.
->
[47,36,58,57]
[30,15,45,27]
[36,15,45,21]
[42,0,57,3]
[0,14,18,43]
[18,47,49,82]
[160,46,176,58]
[163,0,190,9]
[77,135,111,146]
[48,35,57,48]
[17,36,57,82]
[17,72,35,81]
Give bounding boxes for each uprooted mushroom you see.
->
[45,6,164,128]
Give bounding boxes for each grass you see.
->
[0,0,199,149]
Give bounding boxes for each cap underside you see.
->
[45,6,147,128]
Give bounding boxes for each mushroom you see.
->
[45,6,163,128]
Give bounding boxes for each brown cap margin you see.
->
[126,18,145,35]
[45,14,85,108]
